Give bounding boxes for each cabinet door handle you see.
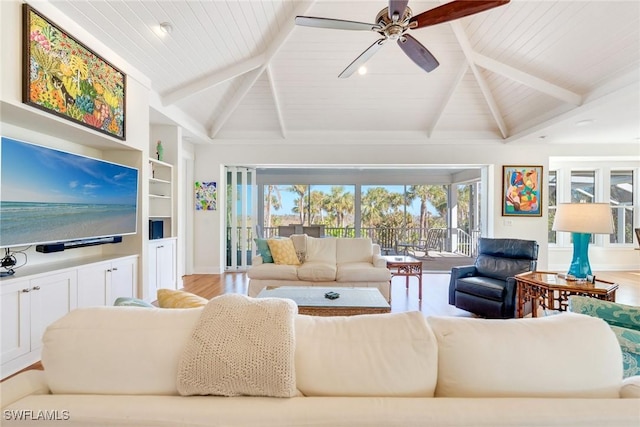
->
[106,269,112,272]
[112,267,118,271]
[157,245,164,249]
[32,286,41,291]
[21,288,31,293]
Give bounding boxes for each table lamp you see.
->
[552,203,614,278]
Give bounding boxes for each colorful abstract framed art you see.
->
[195,181,217,211]
[22,5,126,140]
[502,165,543,217]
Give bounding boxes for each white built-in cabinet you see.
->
[77,257,138,307]
[148,158,174,239]
[147,238,177,301]
[0,255,138,379]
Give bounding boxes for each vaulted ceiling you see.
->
[51,0,640,145]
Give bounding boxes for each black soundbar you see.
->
[36,236,123,253]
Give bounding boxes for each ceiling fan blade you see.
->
[410,0,510,29]
[388,0,409,21]
[338,39,386,79]
[295,16,381,31]
[397,34,439,73]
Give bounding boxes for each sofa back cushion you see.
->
[295,311,438,397]
[305,236,336,264]
[42,307,202,395]
[336,237,373,264]
[428,313,623,398]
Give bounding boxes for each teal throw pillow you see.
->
[254,238,274,263]
[113,297,154,308]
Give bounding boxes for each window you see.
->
[571,171,595,203]
[610,170,634,244]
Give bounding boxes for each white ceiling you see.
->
[51,0,640,145]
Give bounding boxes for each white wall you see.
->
[191,139,636,273]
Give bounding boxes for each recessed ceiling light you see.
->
[159,22,173,34]
[358,66,367,75]
[575,119,594,126]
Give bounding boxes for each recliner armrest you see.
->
[450,265,477,280]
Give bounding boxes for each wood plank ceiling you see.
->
[51,0,640,144]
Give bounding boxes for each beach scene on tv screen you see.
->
[0,137,138,247]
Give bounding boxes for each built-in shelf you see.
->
[148,158,173,238]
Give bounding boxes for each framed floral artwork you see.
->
[502,165,543,216]
[22,4,126,140]
[195,181,217,211]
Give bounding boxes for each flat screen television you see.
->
[0,136,139,248]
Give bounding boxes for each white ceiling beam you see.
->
[162,55,265,106]
[209,0,316,139]
[428,62,469,138]
[472,52,583,106]
[449,21,508,139]
[266,65,287,139]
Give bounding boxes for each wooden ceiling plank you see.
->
[162,54,265,105]
[449,21,508,139]
[472,52,582,106]
[429,62,468,138]
[266,65,287,138]
[209,0,316,139]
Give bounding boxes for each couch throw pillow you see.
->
[157,289,208,308]
[267,238,301,265]
[177,294,298,397]
[254,238,274,263]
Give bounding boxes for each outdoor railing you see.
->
[227,226,480,268]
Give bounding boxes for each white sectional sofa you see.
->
[2,302,639,427]
[247,235,392,300]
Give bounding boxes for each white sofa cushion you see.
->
[305,236,336,264]
[297,261,337,281]
[336,238,373,263]
[428,313,624,398]
[294,311,437,397]
[336,262,391,282]
[246,263,299,280]
[41,307,202,395]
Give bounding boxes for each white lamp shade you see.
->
[552,203,614,234]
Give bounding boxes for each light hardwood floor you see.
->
[183,270,640,316]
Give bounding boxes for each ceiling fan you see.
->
[295,0,510,78]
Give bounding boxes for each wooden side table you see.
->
[383,255,423,300]
[515,271,618,318]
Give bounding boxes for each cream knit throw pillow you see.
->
[177,294,298,397]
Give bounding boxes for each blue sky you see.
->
[1,137,138,205]
[270,184,435,215]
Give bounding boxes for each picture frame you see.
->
[22,4,126,140]
[502,165,543,217]
[195,181,217,211]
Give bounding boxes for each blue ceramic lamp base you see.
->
[567,232,592,279]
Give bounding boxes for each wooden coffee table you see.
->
[515,271,619,318]
[256,286,390,316]
[383,255,423,300]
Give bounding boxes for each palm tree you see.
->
[289,185,308,224]
[264,185,281,228]
[408,185,431,239]
[323,186,354,228]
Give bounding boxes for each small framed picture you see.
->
[502,165,543,217]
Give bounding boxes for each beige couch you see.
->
[247,235,392,300]
[2,305,639,427]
